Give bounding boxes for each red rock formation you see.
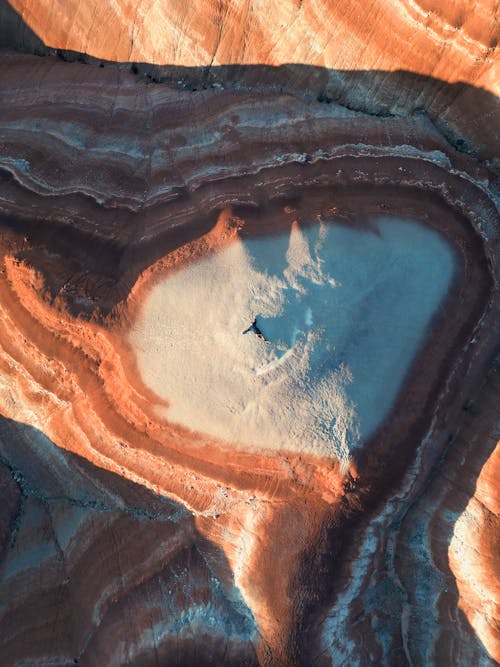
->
[0,3,498,665]
[1,0,499,161]
[0,420,260,666]
[5,0,498,93]
[314,359,500,666]
[448,368,500,662]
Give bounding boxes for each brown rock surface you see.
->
[314,358,500,666]
[0,3,498,666]
[448,367,500,662]
[0,419,259,666]
[1,0,499,163]
[4,0,498,90]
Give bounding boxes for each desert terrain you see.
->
[0,1,498,665]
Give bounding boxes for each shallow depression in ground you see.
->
[130,217,455,465]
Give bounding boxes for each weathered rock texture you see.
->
[3,0,498,92]
[0,419,259,666]
[403,360,500,664]
[314,357,500,666]
[0,2,498,666]
[1,0,499,164]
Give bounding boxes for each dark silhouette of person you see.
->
[242,317,267,341]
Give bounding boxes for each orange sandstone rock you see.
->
[0,9,498,665]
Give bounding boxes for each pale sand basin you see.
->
[131,218,455,466]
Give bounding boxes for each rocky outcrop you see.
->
[314,358,500,666]
[3,0,498,92]
[0,49,498,665]
[1,0,499,164]
[0,419,259,666]
[0,0,498,662]
[448,366,500,663]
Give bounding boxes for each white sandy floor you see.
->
[130,217,455,466]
